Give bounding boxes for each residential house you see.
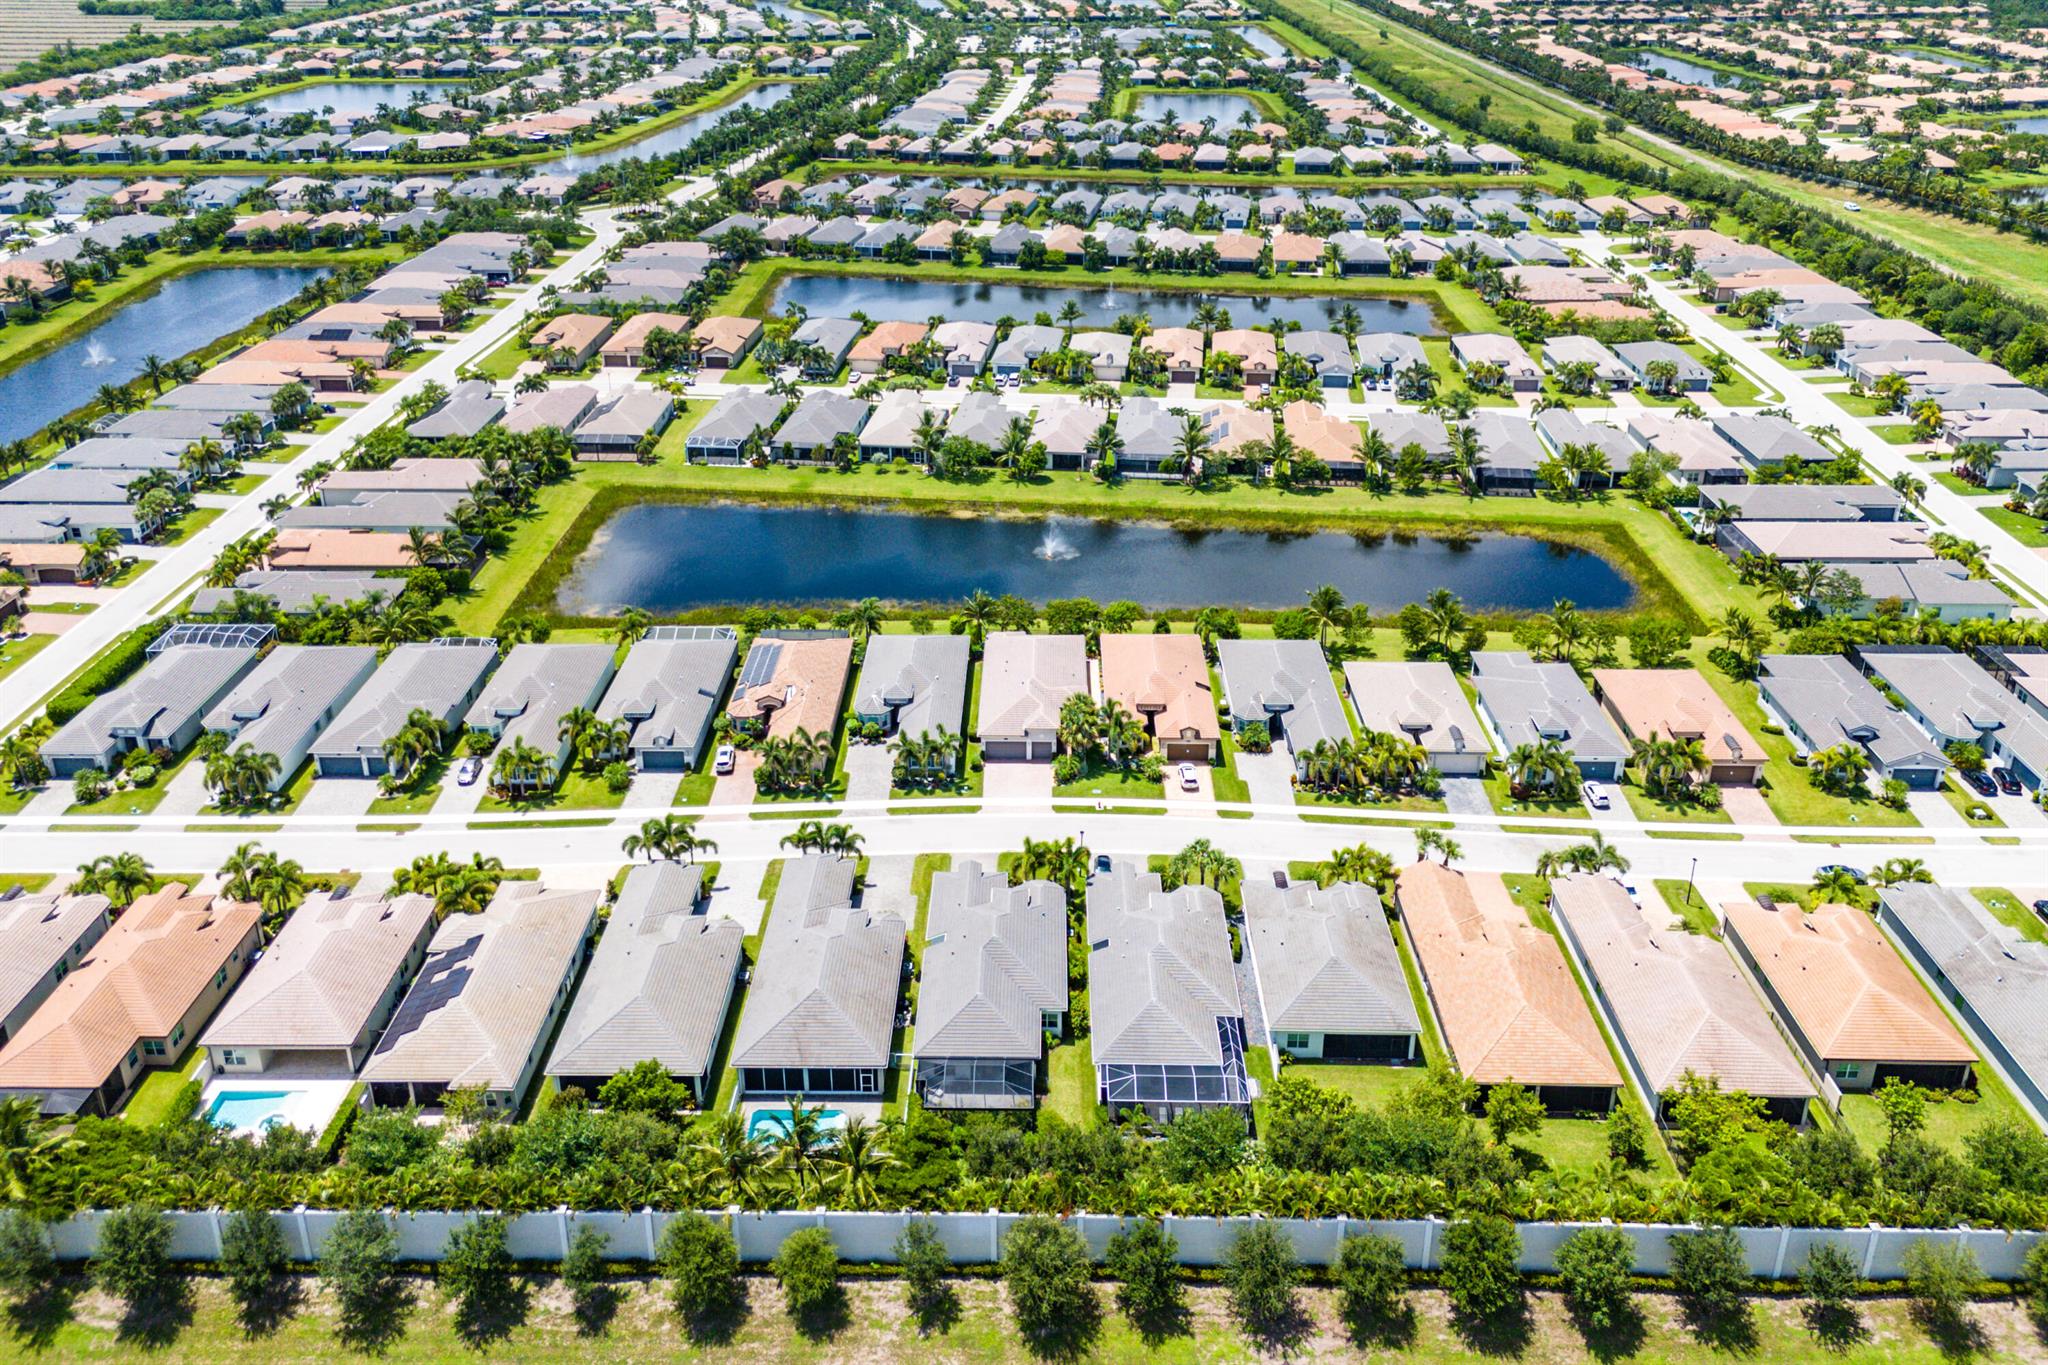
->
[689,316,762,370]
[502,384,599,437]
[572,391,674,459]
[309,638,498,779]
[202,645,380,792]
[1099,632,1219,763]
[1469,651,1629,781]
[726,631,855,751]
[1342,660,1489,776]
[1858,646,2048,789]
[852,634,970,764]
[1243,878,1421,1063]
[462,643,617,792]
[686,391,784,464]
[1288,329,1354,388]
[529,313,614,369]
[40,642,261,778]
[1216,638,1350,775]
[1591,667,1766,785]
[0,892,112,1050]
[1613,340,1711,393]
[597,626,738,772]
[772,392,870,462]
[979,632,1087,761]
[1822,562,2013,623]
[600,311,692,367]
[912,861,1066,1109]
[1450,333,1541,391]
[1757,653,1949,789]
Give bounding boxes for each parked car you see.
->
[713,744,736,775]
[1994,768,2023,796]
[2033,898,2048,923]
[1178,763,1199,791]
[1963,769,1998,797]
[1816,864,1866,883]
[1584,782,1610,810]
[1094,853,1112,875]
[456,757,482,786]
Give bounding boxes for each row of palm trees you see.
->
[696,1099,894,1207]
[1504,738,1583,799]
[779,820,865,857]
[1533,833,1630,879]
[216,842,307,927]
[1296,731,1433,801]
[753,726,836,795]
[200,741,284,811]
[621,814,717,863]
[888,725,966,788]
[390,852,507,919]
[379,708,448,791]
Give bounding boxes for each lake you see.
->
[1903,47,1986,70]
[1630,53,1731,89]
[543,82,795,172]
[766,274,1442,334]
[0,266,328,444]
[2006,116,2048,137]
[1130,92,1262,126]
[556,503,1635,614]
[1232,26,1288,59]
[249,80,459,121]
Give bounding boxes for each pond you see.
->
[1130,91,1262,126]
[1232,26,1288,59]
[2005,116,2048,137]
[248,80,460,121]
[1630,52,1732,89]
[542,81,795,173]
[556,503,1636,614]
[766,274,1442,334]
[0,266,329,444]
[1903,47,1986,70]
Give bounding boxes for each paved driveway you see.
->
[1440,776,1490,816]
[710,750,760,806]
[982,761,1053,808]
[1164,764,1212,804]
[624,771,682,810]
[1235,750,1299,813]
[844,745,895,804]
[860,854,915,919]
[1907,790,1967,829]
[296,775,379,820]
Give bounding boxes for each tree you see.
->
[1799,1242,1863,1348]
[0,1095,68,1203]
[895,1220,954,1332]
[1001,1215,1096,1350]
[1483,1080,1544,1146]
[1222,1222,1300,1338]
[771,1226,840,1329]
[0,1209,56,1305]
[93,1203,174,1325]
[1903,1239,1981,1346]
[659,1213,742,1332]
[442,1214,524,1344]
[1669,1226,1752,1342]
[1439,1216,1522,1322]
[1872,1077,1927,1151]
[1104,1218,1182,1332]
[219,1207,290,1330]
[560,1224,614,1331]
[1606,1103,1651,1169]
[598,1059,691,1118]
[323,1208,409,1350]
[1555,1227,1637,1340]
[1334,1233,1408,1340]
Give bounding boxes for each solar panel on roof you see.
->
[738,641,783,689]
[373,936,481,1053]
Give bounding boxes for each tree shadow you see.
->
[1344,1301,1419,1352]
[5,1281,78,1352]
[1019,1287,1102,1362]
[680,1283,749,1348]
[791,1285,851,1343]
[569,1282,618,1338]
[1802,1300,1869,1354]
[907,1281,960,1337]
[1451,1298,1533,1358]
[336,1277,416,1356]
[1126,1296,1192,1349]
[113,1276,194,1351]
[233,1274,303,1339]
[453,1276,530,1350]
[1912,1303,1990,1361]
[1572,1300,1648,1364]
[1678,1299,1759,1356]
[1239,1296,1315,1356]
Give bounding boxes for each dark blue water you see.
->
[1131,92,1261,125]
[559,504,1636,613]
[249,80,458,120]
[768,275,1442,334]
[0,266,327,444]
[1904,48,1985,70]
[545,82,795,172]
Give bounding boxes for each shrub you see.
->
[1103,1217,1181,1328]
[1605,1104,1650,1168]
[46,622,163,725]
[2024,1242,2048,1328]
[1799,1242,1862,1344]
[1555,1227,1635,1336]
[0,1209,55,1303]
[1158,1107,1246,1182]
[770,1227,839,1323]
[1668,1226,1751,1335]
[1222,1222,1299,1335]
[1902,1239,1981,1340]
[73,768,107,804]
[658,1212,742,1330]
[894,1220,953,1328]
[1001,1215,1094,1346]
[441,1214,521,1338]
[322,1207,408,1349]
[92,1203,172,1316]
[1333,1233,1407,1333]
[597,1059,691,1117]
[1439,1215,1521,1321]
[219,1207,289,1323]
[1483,1080,1543,1145]
[603,760,632,793]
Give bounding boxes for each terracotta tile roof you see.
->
[1098,632,1218,746]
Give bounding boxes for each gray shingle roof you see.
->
[1880,884,2048,1100]
[1244,879,1419,1039]
[42,644,260,763]
[1759,653,1949,772]
[464,642,615,751]
[730,856,904,1069]
[1470,651,1630,766]
[312,639,499,761]
[545,863,741,1082]
[1085,861,1241,1068]
[199,893,437,1051]
[912,861,1066,1060]
[0,893,109,1029]
[854,634,969,738]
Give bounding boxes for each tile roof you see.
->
[1244,878,1419,1039]
[1099,632,1218,746]
[0,893,109,1029]
[978,632,1086,739]
[730,856,904,1069]
[912,861,1066,1059]
[1086,862,1241,1068]
[200,893,437,1051]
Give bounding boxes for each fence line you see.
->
[42,1210,2041,1282]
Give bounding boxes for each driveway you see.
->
[859,854,915,920]
[295,775,379,820]
[435,760,489,817]
[1164,763,1213,804]
[1906,790,1968,829]
[157,760,216,819]
[844,745,895,805]
[982,760,1053,809]
[701,859,768,932]
[711,749,760,806]
[1235,750,1299,813]
[624,770,682,810]
[1440,776,1490,816]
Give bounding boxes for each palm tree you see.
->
[0,1096,71,1203]
[697,1111,770,1203]
[830,1115,896,1210]
[78,851,153,908]
[622,814,714,863]
[613,606,651,647]
[1809,866,1863,906]
[834,597,885,642]
[1304,583,1347,650]
[771,1095,834,1199]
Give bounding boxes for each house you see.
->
[1450,333,1541,391]
[852,634,970,761]
[1113,397,1182,475]
[463,643,617,792]
[1243,878,1421,1064]
[686,391,784,464]
[1099,632,1219,763]
[1712,413,1831,467]
[200,892,438,1080]
[1880,885,2048,1122]
[360,882,598,1113]
[1033,402,1098,471]
[992,323,1063,378]
[1626,414,1748,483]
[848,320,929,376]
[1356,332,1429,382]
[276,491,464,534]
[1613,340,1711,393]
[1821,562,2013,624]
[790,316,861,377]
[726,631,854,750]
[1216,638,1350,774]
[1469,651,1629,781]
[1697,484,1907,523]
[545,863,741,1103]
[309,638,498,779]
[598,626,738,772]
[502,384,599,437]
[529,313,614,369]
[0,892,112,1050]
[1282,401,1367,480]
[202,645,380,792]
[41,642,261,778]
[1757,653,1949,789]
[404,379,503,441]
[319,458,482,506]
[1551,875,1812,1125]
[772,391,870,462]
[1210,328,1277,387]
[929,320,996,378]
[1591,667,1766,785]
[1858,646,2048,789]
[912,860,1066,1110]
[1540,335,1631,390]
[1723,897,1975,1094]
[979,632,1087,761]
[681,315,759,371]
[1288,329,1354,388]
[600,311,692,368]
[1087,861,1249,1124]
[1395,863,1620,1113]
[858,390,931,463]
[731,855,904,1099]
[572,391,674,459]
[1342,660,1489,776]
[0,885,261,1117]
[1069,330,1133,382]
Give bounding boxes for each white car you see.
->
[713,744,737,775]
[456,757,482,786]
[1584,782,1610,810]
[1178,763,1199,791]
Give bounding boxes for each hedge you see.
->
[44,621,168,726]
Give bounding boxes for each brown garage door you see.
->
[1163,739,1212,762]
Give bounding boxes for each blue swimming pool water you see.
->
[746,1106,847,1143]
[207,1090,296,1129]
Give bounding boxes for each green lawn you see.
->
[1482,772,1589,820]
[119,1049,205,1127]
[1837,1065,2030,1156]
[475,768,628,817]
[1281,1060,1424,1109]
[1620,777,1734,827]
[364,754,448,817]
[1044,1037,1097,1126]
[1654,878,1722,937]
[0,632,55,687]
[158,505,224,547]
[1513,1116,1616,1176]
[1052,761,1162,801]
[1973,887,2048,945]
[64,747,197,818]
[1981,505,2048,548]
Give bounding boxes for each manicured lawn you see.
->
[1052,761,1162,801]
[476,768,628,816]
[1838,1063,2031,1156]
[0,873,53,895]
[364,754,448,816]
[64,747,196,818]
[159,505,224,547]
[119,1049,205,1127]
[1825,390,1893,419]
[1981,505,2048,548]
[1044,1036,1097,1126]
[908,852,950,955]
[1514,1116,1615,1176]
[1482,772,1589,820]
[0,632,54,686]
[1973,887,2048,945]
[473,329,535,379]
[1932,470,1999,497]
[1282,1060,1424,1109]
[1871,424,1922,445]
[1654,877,1722,937]
[1940,775,2002,827]
[1620,777,1733,826]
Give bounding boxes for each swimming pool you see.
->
[746,1106,847,1144]
[206,1090,299,1131]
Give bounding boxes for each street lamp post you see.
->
[1685,856,1698,906]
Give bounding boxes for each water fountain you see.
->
[83,340,113,368]
[1034,523,1080,562]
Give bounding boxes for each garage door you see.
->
[1164,740,1211,762]
[984,740,1031,762]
